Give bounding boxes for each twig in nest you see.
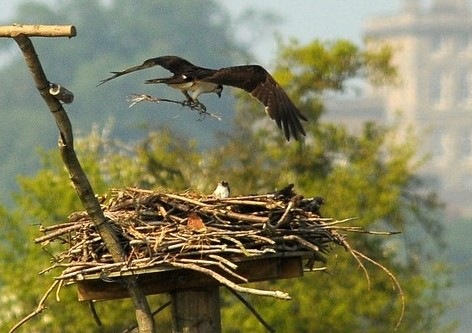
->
[164,193,213,207]
[341,239,371,289]
[9,280,60,333]
[282,235,320,252]
[177,258,248,283]
[342,236,404,331]
[274,200,295,228]
[35,223,84,243]
[55,279,64,302]
[168,261,291,300]
[352,249,405,331]
[346,229,402,236]
[208,254,239,270]
[127,94,222,121]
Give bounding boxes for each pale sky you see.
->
[220,1,400,61]
[1,1,402,62]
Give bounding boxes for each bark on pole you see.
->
[1,25,155,333]
[171,288,222,333]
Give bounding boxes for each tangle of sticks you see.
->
[35,187,401,305]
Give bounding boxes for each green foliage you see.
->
[271,39,397,122]
[0,131,181,332]
[204,40,451,332]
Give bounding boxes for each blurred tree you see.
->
[209,39,453,332]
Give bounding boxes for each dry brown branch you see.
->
[341,238,371,289]
[214,210,269,224]
[9,281,60,333]
[164,193,213,207]
[352,249,405,331]
[168,261,291,300]
[274,200,295,228]
[127,94,222,120]
[177,258,248,283]
[55,279,64,302]
[35,223,84,243]
[208,254,239,270]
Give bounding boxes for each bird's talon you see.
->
[181,100,192,107]
[181,100,206,112]
[197,102,207,111]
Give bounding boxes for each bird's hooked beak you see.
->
[215,85,223,98]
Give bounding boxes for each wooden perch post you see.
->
[0,24,76,37]
[1,25,155,333]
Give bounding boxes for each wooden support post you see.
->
[170,287,222,333]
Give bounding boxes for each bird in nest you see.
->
[212,181,230,199]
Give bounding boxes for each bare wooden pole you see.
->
[170,287,222,333]
[0,24,76,37]
[1,25,155,333]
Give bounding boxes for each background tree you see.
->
[209,39,452,332]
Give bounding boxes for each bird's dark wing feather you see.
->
[145,66,218,84]
[201,65,307,141]
[97,56,200,86]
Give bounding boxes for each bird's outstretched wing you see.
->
[97,56,199,86]
[202,65,307,141]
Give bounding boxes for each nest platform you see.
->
[36,187,352,301]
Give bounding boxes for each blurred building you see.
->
[324,0,472,216]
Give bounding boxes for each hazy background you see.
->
[1,1,470,331]
[2,1,401,62]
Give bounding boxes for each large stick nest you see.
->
[36,186,359,296]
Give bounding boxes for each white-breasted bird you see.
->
[212,181,230,199]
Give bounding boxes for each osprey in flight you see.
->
[99,55,307,141]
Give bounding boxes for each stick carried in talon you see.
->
[127,94,221,120]
[182,99,207,111]
[98,55,308,141]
